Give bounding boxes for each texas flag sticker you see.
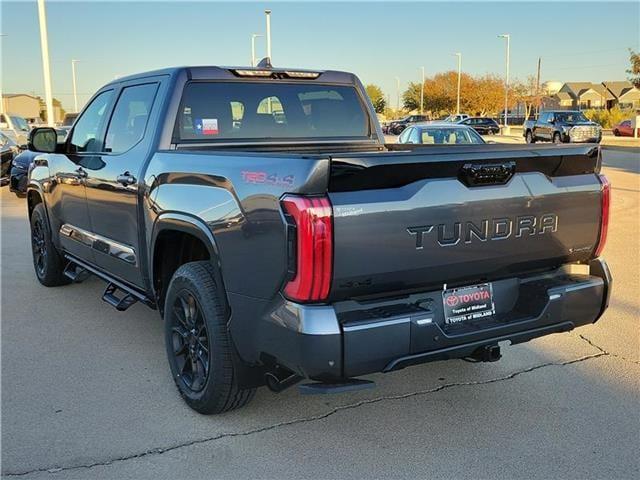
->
[196,118,219,135]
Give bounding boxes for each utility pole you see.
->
[454,53,462,115]
[37,0,55,126]
[71,59,80,113]
[395,76,400,111]
[498,33,510,129]
[251,34,263,67]
[420,67,425,115]
[265,10,272,64]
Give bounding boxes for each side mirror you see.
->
[28,127,58,153]
[548,118,555,124]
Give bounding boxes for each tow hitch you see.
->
[468,345,502,363]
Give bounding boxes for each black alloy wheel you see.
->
[31,216,47,277]
[170,290,210,393]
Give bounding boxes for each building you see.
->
[1,94,41,122]
[602,81,640,110]
[555,82,615,110]
[1,93,65,124]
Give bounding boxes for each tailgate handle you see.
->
[459,161,515,186]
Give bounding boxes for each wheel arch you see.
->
[150,213,228,315]
[26,186,45,219]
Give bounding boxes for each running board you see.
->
[63,254,155,310]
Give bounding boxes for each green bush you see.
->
[583,107,630,128]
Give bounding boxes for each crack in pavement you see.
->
[578,334,640,365]
[3,352,614,478]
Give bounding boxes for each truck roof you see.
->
[105,66,359,87]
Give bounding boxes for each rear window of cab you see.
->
[175,82,370,142]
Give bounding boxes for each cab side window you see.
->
[104,83,158,154]
[70,90,113,153]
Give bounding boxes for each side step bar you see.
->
[63,255,155,311]
[103,283,138,311]
[63,263,91,283]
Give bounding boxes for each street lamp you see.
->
[251,34,263,67]
[265,10,272,64]
[37,0,55,126]
[498,33,510,129]
[71,59,80,113]
[420,66,425,115]
[395,76,400,111]
[453,53,461,115]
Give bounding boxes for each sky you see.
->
[1,0,639,112]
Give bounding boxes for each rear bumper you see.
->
[247,259,611,381]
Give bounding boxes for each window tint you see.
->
[70,90,113,152]
[177,82,369,141]
[105,83,158,154]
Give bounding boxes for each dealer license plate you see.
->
[442,283,495,325]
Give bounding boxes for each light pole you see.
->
[498,33,510,129]
[454,53,462,115]
[37,0,55,126]
[251,34,263,67]
[265,10,272,64]
[71,59,80,113]
[419,67,425,115]
[0,34,6,114]
[395,76,400,111]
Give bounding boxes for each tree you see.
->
[365,84,386,113]
[402,71,503,117]
[627,49,640,88]
[511,75,543,120]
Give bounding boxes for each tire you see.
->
[164,261,256,414]
[30,203,70,287]
[552,132,562,144]
[525,131,535,143]
[613,129,619,137]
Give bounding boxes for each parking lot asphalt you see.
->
[1,148,639,479]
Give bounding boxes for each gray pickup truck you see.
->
[26,63,611,414]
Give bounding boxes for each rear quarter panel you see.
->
[144,150,329,299]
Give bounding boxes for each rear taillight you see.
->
[281,195,333,302]
[594,174,610,257]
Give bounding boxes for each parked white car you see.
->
[443,114,470,123]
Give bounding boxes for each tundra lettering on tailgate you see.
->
[407,214,558,249]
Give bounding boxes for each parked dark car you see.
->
[387,114,429,135]
[1,132,19,180]
[459,117,500,135]
[10,129,67,196]
[524,111,602,144]
[25,64,611,414]
[397,123,486,144]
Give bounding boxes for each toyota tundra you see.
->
[25,63,612,414]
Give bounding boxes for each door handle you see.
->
[116,172,137,186]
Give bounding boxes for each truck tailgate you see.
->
[327,144,603,300]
